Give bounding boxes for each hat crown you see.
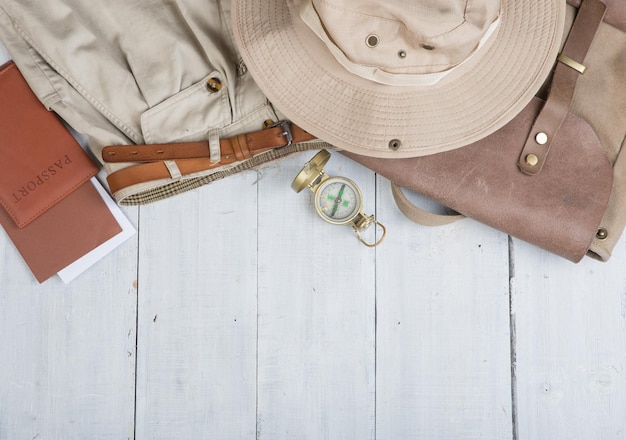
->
[309,0,501,77]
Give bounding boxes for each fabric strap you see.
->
[391,183,465,226]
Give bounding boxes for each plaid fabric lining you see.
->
[118,141,334,205]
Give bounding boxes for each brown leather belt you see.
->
[103,121,316,194]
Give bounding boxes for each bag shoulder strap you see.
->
[391,183,465,226]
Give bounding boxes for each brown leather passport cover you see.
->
[0,61,122,282]
[0,61,98,227]
[0,180,122,282]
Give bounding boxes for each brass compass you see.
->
[292,150,386,247]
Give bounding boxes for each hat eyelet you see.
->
[389,139,402,151]
[420,43,436,51]
[398,50,407,59]
[366,34,380,48]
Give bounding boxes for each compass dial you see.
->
[315,177,362,224]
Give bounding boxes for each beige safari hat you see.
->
[232,0,566,158]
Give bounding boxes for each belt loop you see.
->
[164,160,182,180]
[208,129,221,163]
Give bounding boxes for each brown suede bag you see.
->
[344,0,626,262]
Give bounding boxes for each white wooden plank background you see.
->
[2,48,626,440]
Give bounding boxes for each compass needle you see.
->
[331,183,346,218]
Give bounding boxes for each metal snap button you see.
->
[596,228,608,240]
[398,50,407,59]
[525,154,539,167]
[535,132,548,145]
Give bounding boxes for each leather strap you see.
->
[103,122,314,162]
[104,122,316,194]
[567,0,626,31]
[518,0,606,175]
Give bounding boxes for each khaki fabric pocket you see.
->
[140,72,231,145]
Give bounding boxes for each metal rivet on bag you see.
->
[206,77,222,93]
[398,50,407,59]
[420,43,436,51]
[596,228,608,240]
[366,34,380,48]
[535,132,548,145]
[389,139,402,151]
[525,154,539,167]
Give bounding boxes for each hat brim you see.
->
[232,0,566,158]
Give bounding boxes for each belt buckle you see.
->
[269,120,294,147]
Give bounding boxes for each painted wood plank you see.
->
[134,174,259,439]
[374,178,514,440]
[0,206,139,440]
[0,43,9,64]
[512,237,626,440]
[256,152,377,439]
